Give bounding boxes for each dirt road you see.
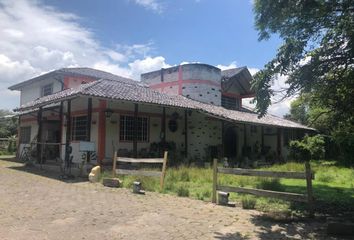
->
[0,159,335,239]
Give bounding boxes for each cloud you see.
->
[0,0,169,110]
[132,0,163,13]
[129,56,171,79]
[216,61,238,71]
[243,74,294,117]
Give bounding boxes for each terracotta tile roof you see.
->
[16,79,313,130]
[8,67,144,90]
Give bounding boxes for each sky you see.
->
[0,0,292,116]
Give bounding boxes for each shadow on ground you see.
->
[7,163,88,183]
[213,213,346,240]
[214,231,250,240]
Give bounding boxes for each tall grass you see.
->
[102,160,354,213]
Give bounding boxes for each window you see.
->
[168,119,178,132]
[20,127,31,144]
[221,95,241,110]
[41,84,53,96]
[120,115,149,142]
[72,116,88,141]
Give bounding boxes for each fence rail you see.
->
[212,159,315,215]
[113,151,168,190]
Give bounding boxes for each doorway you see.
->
[224,127,237,159]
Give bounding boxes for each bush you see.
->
[241,195,257,209]
[176,185,189,197]
[179,169,190,182]
[289,134,325,161]
[256,178,284,192]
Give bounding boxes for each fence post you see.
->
[212,158,218,203]
[112,151,117,177]
[305,161,314,217]
[160,151,168,190]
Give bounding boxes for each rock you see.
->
[103,178,121,188]
[88,166,101,183]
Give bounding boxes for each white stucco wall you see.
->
[20,77,62,105]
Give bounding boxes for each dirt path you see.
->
[0,159,337,240]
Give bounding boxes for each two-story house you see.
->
[9,64,312,173]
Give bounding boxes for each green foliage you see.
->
[109,160,354,214]
[176,185,189,197]
[256,178,284,192]
[241,195,257,209]
[0,110,17,138]
[332,120,354,165]
[289,135,325,161]
[252,0,354,164]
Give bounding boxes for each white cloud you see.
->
[243,74,293,117]
[132,0,163,13]
[129,56,171,79]
[216,61,237,71]
[0,0,169,110]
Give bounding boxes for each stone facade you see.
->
[142,63,222,106]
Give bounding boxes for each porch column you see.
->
[161,107,166,150]
[37,107,43,163]
[98,100,107,165]
[59,101,63,159]
[184,110,188,158]
[221,120,225,158]
[243,124,247,147]
[277,128,282,159]
[133,103,138,158]
[87,98,92,141]
[16,116,21,159]
[261,126,264,150]
[65,100,72,165]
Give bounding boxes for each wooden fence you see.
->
[112,151,168,190]
[212,159,315,214]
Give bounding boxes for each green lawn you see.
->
[0,154,15,159]
[106,160,354,215]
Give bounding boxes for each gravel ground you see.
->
[0,159,339,240]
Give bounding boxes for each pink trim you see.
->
[222,92,241,98]
[98,100,106,164]
[63,76,95,89]
[178,65,183,95]
[150,79,220,90]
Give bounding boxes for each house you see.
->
[9,64,312,171]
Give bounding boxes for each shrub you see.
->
[241,195,257,209]
[179,169,190,182]
[176,185,189,197]
[196,189,211,200]
[256,178,284,192]
[289,134,325,161]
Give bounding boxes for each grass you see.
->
[0,154,15,159]
[241,195,257,209]
[101,160,354,215]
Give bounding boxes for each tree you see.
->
[252,0,354,162]
[0,110,17,138]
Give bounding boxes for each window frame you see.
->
[119,115,149,142]
[19,126,31,144]
[71,115,88,141]
[221,95,241,110]
[41,83,53,97]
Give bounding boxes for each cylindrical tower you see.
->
[141,63,222,106]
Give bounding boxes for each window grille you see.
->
[221,95,241,110]
[72,116,88,141]
[41,84,53,96]
[120,115,149,142]
[20,126,31,143]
